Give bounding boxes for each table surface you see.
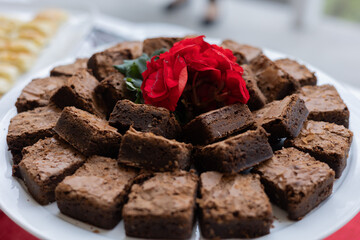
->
[1,210,360,240]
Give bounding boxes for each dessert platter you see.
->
[0,35,360,240]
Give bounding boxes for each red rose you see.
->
[141,36,249,112]
[141,52,188,112]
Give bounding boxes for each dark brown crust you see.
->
[200,215,271,238]
[54,107,122,157]
[124,214,194,239]
[253,94,309,138]
[55,156,138,229]
[18,137,86,205]
[123,171,198,239]
[284,120,353,178]
[142,37,183,56]
[253,148,335,220]
[195,127,273,173]
[241,65,267,110]
[299,84,349,128]
[50,58,88,77]
[109,100,180,139]
[87,41,142,81]
[51,69,106,118]
[15,76,67,113]
[250,54,300,102]
[183,103,256,145]
[7,106,61,155]
[94,72,133,115]
[221,39,263,64]
[118,128,192,172]
[274,58,317,86]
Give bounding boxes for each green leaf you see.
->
[114,64,128,75]
[126,62,142,79]
[151,48,168,58]
[114,53,150,77]
[125,80,137,91]
[135,90,143,104]
[136,55,149,73]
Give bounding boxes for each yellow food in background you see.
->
[0,9,67,97]
[0,51,34,72]
[0,63,19,81]
[17,29,48,46]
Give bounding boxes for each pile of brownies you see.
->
[6,37,353,239]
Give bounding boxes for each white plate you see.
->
[0,45,360,240]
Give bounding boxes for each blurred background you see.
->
[1,0,360,90]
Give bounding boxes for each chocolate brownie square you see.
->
[123,171,198,239]
[88,41,142,81]
[285,120,353,178]
[198,172,272,238]
[253,147,335,220]
[118,128,192,172]
[54,107,122,157]
[109,100,180,139]
[18,137,86,205]
[298,84,350,128]
[95,72,132,114]
[51,69,106,118]
[15,76,67,113]
[195,127,273,173]
[183,103,256,145]
[50,58,88,77]
[250,54,300,102]
[55,156,138,229]
[253,94,309,138]
[241,65,267,110]
[275,58,317,86]
[221,39,263,64]
[7,105,61,163]
[142,37,183,56]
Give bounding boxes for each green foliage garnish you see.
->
[114,53,150,104]
[114,50,169,104]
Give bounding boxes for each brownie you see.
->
[250,54,300,102]
[50,58,88,77]
[88,41,142,81]
[18,137,86,205]
[253,94,309,138]
[253,147,335,220]
[15,76,67,113]
[123,171,198,239]
[221,39,263,64]
[274,58,317,86]
[95,72,132,114]
[198,172,273,238]
[142,37,183,56]
[51,69,106,118]
[195,127,273,173]
[55,156,138,229]
[54,107,122,157]
[298,84,350,128]
[183,103,256,145]
[241,65,267,110]
[7,105,61,163]
[118,128,192,172]
[285,120,353,178]
[109,100,180,139]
